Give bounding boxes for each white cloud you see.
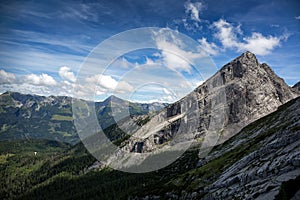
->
[0,83,53,96]
[212,19,240,48]
[0,69,16,84]
[121,57,131,68]
[24,73,57,86]
[59,66,76,82]
[198,38,219,55]
[131,90,178,103]
[85,74,133,96]
[116,81,134,93]
[153,29,205,73]
[0,63,197,102]
[212,19,282,55]
[145,57,156,65]
[241,32,281,55]
[0,69,134,101]
[295,16,300,20]
[161,51,192,73]
[86,74,118,90]
[196,80,204,86]
[184,1,203,22]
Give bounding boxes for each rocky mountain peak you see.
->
[219,51,260,81]
[235,51,258,65]
[103,95,125,105]
[292,81,300,92]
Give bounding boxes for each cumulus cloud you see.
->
[0,68,135,100]
[0,70,74,97]
[212,19,241,48]
[160,51,192,73]
[295,16,300,20]
[184,1,203,22]
[153,29,205,73]
[116,81,134,93]
[86,74,118,90]
[0,69,16,84]
[240,33,281,55]
[198,38,219,55]
[85,74,133,96]
[24,73,57,86]
[145,57,156,65]
[212,19,282,55]
[59,66,76,82]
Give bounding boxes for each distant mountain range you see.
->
[0,51,299,199]
[0,92,167,144]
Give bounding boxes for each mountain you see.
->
[102,52,298,170]
[0,92,167,144]
[1,96,299,200]
[211,51,297,140]
[293,81,300,92]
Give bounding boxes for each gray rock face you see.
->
[199,97,300,200]
[215,51,297,140]
[110,51,298,166]
[292,81,300,92]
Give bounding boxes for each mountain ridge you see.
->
[0,91,167,144]
[293,81,300,92]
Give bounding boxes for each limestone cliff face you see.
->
[111,52,298,165]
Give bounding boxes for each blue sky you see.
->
[0,0,299,102]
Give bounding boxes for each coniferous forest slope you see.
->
[0,52,299,199]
